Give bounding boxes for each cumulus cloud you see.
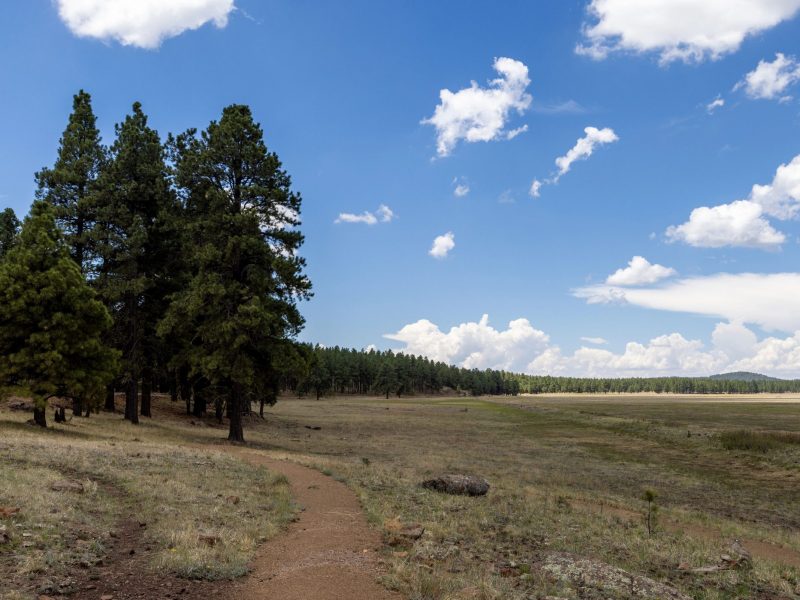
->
[729,331,800,375]
[735,53,800,100]
[706,96,725,114]
[335,204,395,225]
[666,154,800,248]
[554,126,618,182]
[574,272,800,333]
[576,0,800,64]
[665,200,785,248]
[529,333,724,377]
[56,0,235,49]
[385,314,550,372]
[749,154,800,219]
[385,312,800,377]
[429,232,455,259]
[422,57,532,157]
[606,256,676,286]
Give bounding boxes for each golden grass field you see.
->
[3,393,800,599]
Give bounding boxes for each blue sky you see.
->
[3,1,800,377]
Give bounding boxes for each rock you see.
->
[542,552,691,600]
[421,474,490,496]
[50,480,84,493]
[0,531,10,545]
[384,516,425,546]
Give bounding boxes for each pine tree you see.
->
[373,361,399,399]
[0,201,118,427]
[162,105,311,442]
[0,208,20,258]
[35,90,105,275]
[94,102,176,423]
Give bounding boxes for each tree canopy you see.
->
[0,201,118,427]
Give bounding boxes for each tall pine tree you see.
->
[94,102,176,423]
[0,208,20,258]
[35,90,105,275]
[162,105,311,442]
[0,201,118,427]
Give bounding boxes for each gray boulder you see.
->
[421,474,489,496]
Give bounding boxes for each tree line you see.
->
[293,345,800,398]
[0,91,310,441]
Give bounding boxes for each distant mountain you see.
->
[709,371,780,382]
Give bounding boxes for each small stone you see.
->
[50,480,84,493]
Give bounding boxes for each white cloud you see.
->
[577,0,800,64]
[606,256,676,286]
[422,57,532,157]
[574,272,800,333]
[453,178,470,197]
[335,204,395,225]
[529,179,543,198]
[376,204,394,223]
[735,53,800,100]
[386,313,800,377]
[711,321,759,360]
[506,124,529,140]
[554,126,618,182]
[56,0,235,49]
[729,331,800,375]
[665,200,785,248]
[335,211,377,225]
[666,154,800,248]
[530,333,724,377]
[429,231,455,259]
[706,96,725,114]
[385,314,550,372]
[749,154,800,219]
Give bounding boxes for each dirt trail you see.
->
[223,448,403,600]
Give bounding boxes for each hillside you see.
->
[709,371,781,382]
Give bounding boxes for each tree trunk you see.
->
[228,384,244,443]
[179,367,191,415]
[215,399,223,424]
[169,376,178,403]
[33,406,47,427]
[193,383,206,417]
[104,385,115,411]
[84,402,91,417]
[259,397,265,418]
[72,397,82,417]
[140,378,152,417]
[125,378,139,424]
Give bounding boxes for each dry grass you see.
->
[0,400,293,598]
[239,395,800,599]
[4,393,800,599]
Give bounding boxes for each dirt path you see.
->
[223,448,403,600]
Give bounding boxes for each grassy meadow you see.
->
[2,393,800,599]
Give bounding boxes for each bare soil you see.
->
[222,449,402,600]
